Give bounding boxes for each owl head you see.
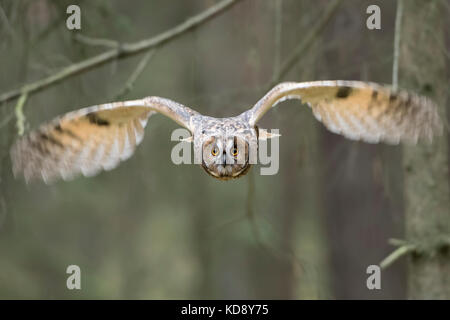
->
[200,134,252,180]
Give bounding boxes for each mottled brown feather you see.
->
[10,81,443,184]
[249,81,442,144]
[11,98,198,183]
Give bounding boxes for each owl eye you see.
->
[231,147,238,156]
[211,147,219,156]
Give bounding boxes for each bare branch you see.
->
[380,235,450,270]
[0,0,243,105]
[0,111,14,129]
[74,33,119,49]
[380,244,415,270]
[392,0,404,91]
[0,4,14,38]
[114,50,156,100]
[15,92,28,136]
[271,0,343,86]
[272,0,283,77]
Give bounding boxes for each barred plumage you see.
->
[248,81,442,144]
[10,81,442,183]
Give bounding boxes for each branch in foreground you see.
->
[0,0,242,105]
[380,244,415,270]
[15,93,28,136]
[380,236,450,270]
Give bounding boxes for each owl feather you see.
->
[10,81,442,183]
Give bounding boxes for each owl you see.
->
[10,81,442,183]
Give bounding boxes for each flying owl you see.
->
[10,81,442,183]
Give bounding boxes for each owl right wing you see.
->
[248,81,443,144]
[11,97,199,183]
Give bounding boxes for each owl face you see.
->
[201,134,251,180]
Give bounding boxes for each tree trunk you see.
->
[399,0,450,300]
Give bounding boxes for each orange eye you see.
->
[211,147,219,156]
[231,147,238,156]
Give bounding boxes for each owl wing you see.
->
[247,81,442,144]
[11,97,199,183]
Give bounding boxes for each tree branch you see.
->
[380,236,450,270]
[270,0,343,86]
[114,49,156,100]
[14,92,28,136]
[380,244,415,270]
[74,33,119,49]
[272,0,283,77]
[392,0,404,91]
[0,0,242,105]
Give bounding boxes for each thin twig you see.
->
[246,169,263,245]
[380,244,415,269]
[245,170,289,259]
[74,33,119,49]
[430,28,450,61]
[0,4,14,38]
[272,0,283,78]
[392,0,404,91]
[389,238,409,246]
[115,50,156,99]
[270,0,343,87]
[0,111,14,129]
[15,92,28,136]
[380,235,450,270]
[0,0,242,105]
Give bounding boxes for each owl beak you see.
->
[222,153,227,164]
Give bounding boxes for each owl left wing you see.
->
[247,81,442,144]
[11,97,199,183]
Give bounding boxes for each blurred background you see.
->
[0,0,448,299]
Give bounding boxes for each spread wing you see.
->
[247,81,443,144]
[11,97,199,183]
